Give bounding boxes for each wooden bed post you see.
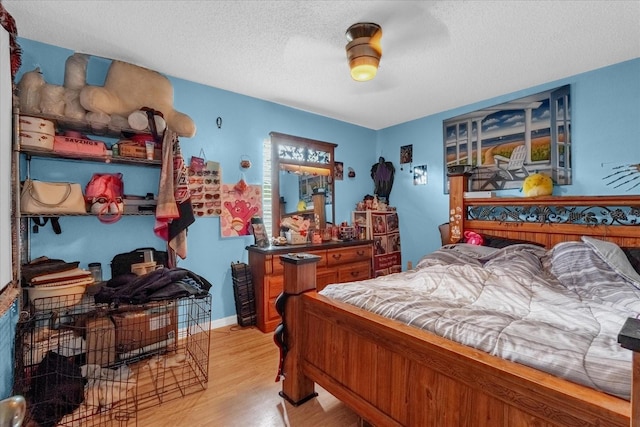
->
[279,253,321,405]
[618,318,640,427]
[447,172,470,243]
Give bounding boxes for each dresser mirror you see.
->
[270,132,337,237]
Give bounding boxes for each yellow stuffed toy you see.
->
[522,173,553,197]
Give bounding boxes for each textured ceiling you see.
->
[4,1,640,130]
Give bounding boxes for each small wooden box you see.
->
[118,141,161,160]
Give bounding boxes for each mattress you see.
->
[319,239,640,400]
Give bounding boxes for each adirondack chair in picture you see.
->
[481,144,529,190]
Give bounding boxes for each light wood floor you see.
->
[136,325,360,427]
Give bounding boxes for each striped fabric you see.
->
[319,242,640,400]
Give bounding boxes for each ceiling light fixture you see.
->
[345,22,382,82]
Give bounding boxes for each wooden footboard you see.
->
[280,259,631,426]
[300,292,629,427]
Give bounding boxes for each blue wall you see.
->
[14,38,640,323]
[0,301,18,398]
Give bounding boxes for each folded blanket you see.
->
[94,267,211,305]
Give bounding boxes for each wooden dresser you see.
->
[246,240,373,332]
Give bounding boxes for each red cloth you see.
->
[154,131,193,259]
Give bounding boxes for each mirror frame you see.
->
[269,132,337,237]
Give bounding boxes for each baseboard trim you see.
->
[210,315,237,330]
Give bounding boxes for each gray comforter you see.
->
[319,238,640,399]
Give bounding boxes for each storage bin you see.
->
[285,230,307,245]
[19,130,54,151]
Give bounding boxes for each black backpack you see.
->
[110,247,169,278]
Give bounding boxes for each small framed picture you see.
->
[334,161,344,180]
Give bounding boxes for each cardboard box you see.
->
[111,302,178,359]
[85,316,116,367]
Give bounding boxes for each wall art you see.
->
[443,85,571,193]
[334,161,344,180]
[220,184,262,237]
[413,164,428,185]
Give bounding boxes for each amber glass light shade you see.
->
[345,23,382,82]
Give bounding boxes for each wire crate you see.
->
[231,262,256,327]
[14,293,211,427]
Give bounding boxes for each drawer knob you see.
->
[356,250,365,256]
[350,271,360,277]
[332,254,342,260]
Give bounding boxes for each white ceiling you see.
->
[4,1,640,130]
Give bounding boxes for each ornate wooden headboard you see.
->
[448,173,640,248]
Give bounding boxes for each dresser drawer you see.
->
[316,268,339,292]
[327,245,372,266]
[272,250,327,274]
[338,261,371,283]
[272,255,284,275]
[266,275,284,298]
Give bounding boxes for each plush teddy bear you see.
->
[63,53,89,121]
[79,60,196,137]
[522,173,554,197]
[17,67,44,113]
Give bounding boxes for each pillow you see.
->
[445,243,499,258]
[462,233,544,249]
[622,247,640,275]
[581,236,640,284]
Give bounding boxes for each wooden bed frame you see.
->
[279,173,640,427]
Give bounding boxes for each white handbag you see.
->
[21,179,86,214]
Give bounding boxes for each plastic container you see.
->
[26,282,90,311]
[88,262,102,282]
[285,230,307,245]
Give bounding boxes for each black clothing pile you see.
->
[30,351,85,427]
[95,267,212,305]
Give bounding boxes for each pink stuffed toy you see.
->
[463,230,484,246]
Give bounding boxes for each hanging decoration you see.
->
[370,157,395,202]
[240,155,252,170]
[0,2,22,80]
[220,184,262,237]
[234,155,253,193]
[334,161,344,180]
[188,153,222,217]
[400,144,413,172]
[603,163,640,191]
[413,164,428,185]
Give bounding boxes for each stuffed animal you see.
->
[522,173,554,197]
[463,230,484,245]
[17,67,44,113]
[63,53,89,120]
[79,60,196,137]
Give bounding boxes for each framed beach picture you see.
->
[442,85,571,193]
